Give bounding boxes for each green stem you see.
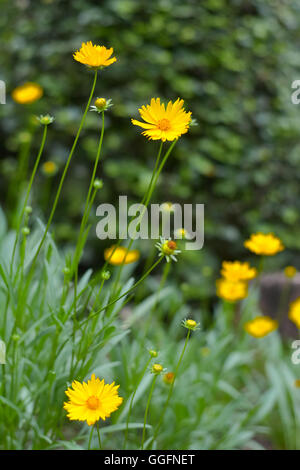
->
[10,124,48,276]
[141,375,157,450]
[153,329,191,442]
[96,422,102,450]
[80,257,163,327]
[72,110,105,273]
[123,357,152,449]
[111,139,176,297]
[29,70,98,273]
[88,425,95,450]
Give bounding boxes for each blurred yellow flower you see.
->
[294,379,300,388]
[163,372,175,385]
[12,82,43,104]
[216,278,248,302]
[288,298,300,328]
[42,161,57,176]
[64,374,123,426]
[244,233,284,256]
[221,261,257,283]
[104,245,140,266]
[244,316,278,338]
[200,347,210,357]
[284,266,297,279]
[73,41,117,69]
[131,97,192,142]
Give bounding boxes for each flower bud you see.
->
[93,179,103,190]
[101,270,111,281]
[151,363,164,375]
[21,227,30,236]
[37,114,55,125]
[149,349,158,358]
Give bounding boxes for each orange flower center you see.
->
[157,118,171,131]
[86,396,100,410]
[167,240,177,250]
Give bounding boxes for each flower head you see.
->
[174,228,192,240]
[73,42,117,69]
[163,372,175,385]
[37,114,54,125]
[131,97,192,142]
[216,278,248,302]
[294,379,300,388]
[12,82,43,104]
[104,245,140,266]
[151,364,164,375]
[64,374,123,426]
[221,261,257,283]
[42,161,58,177]
[244,233,284,256]
[90,97,113,113]
[288,298,300,328]
[155,237,181,263]
[244,316,278,338]
[200,347,210,357]
[182,318,200,331]
[284,266,297,279]
[148,349,158,358]
[161,202,175,213]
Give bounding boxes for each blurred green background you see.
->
[1,0,300,302]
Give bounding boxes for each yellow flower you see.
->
[284,266,297,279]
[216,278,248,302]
[151,364,164,374]
[288,298,300,328]
[42,161,57,176]
[131,97,192,142]
[244,233,284,256]
[73,41,117,69]
[294,379,300,388]
[200,347,210,357]
[244,316,278,338]
[12,82,43,104]
[221,261,257,283]
[104,245,140,266]
[64,374,123,426]
[163,372,175,385]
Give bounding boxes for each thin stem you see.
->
[80,257,163,327]
[88,425,94,450]
[123,357,152,449]
[153,329,191,442]
[72,110,105,273]
[29,70,98,272]
[141,375,157,450]
[10,124,48,276]
[96,422,102,450]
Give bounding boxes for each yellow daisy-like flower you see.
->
[131,97,192,142]
[288,298,300,328]
[244,233,284,256]
[12,82,43,104]
[73,41,117,69]
[104,245,140,266]
[64,374,123,426]
[284,266,297,279]
[221,261,257,283]
[244,316,278,338]
[216,278,248,302]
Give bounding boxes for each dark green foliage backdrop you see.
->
[1,0,300,300]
